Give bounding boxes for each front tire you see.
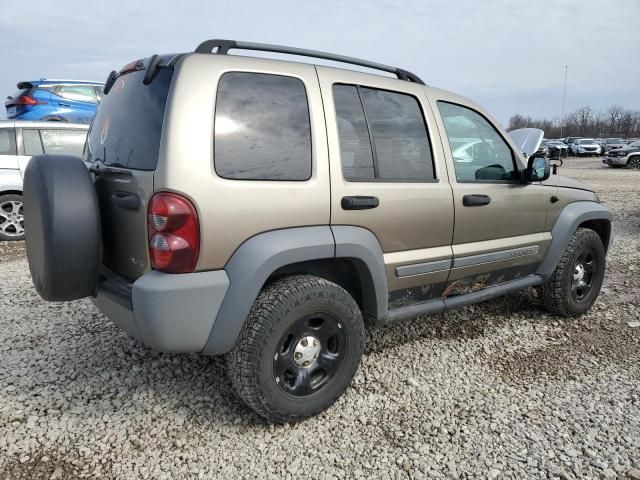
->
[227,275,365,423]
[0,194,25,241]
[627,155,640,169]
[542,228,605,316]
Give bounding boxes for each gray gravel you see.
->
[1,157,639,479]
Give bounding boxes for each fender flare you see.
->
[202,225,388,355]
[537,201,612,277]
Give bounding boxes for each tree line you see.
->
[508,105,640,139]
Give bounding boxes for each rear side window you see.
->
[23,129,87,156]
[22,130,44,156]
[40,129,87,156]
[55,85,98,104]
[333,85,435,182]
[214,72,312,181]
[85,68,173,171]
[0,129,17,155]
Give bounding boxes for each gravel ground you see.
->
[1,157,639,479]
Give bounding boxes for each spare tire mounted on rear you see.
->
[24,155,102,301]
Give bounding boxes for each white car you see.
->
[570,138,602,157]
[0,120,88,240]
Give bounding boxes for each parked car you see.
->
[603,140,640,168]
[544,140,569,158]
[564,136,582,146]
[603,138,626,153]
[5,79,103,123]
[0,121,88,240]
[570,138,602,156]
[22,40,612,422]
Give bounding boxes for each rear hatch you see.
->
[5,83,48,118]
[84,63,174,281]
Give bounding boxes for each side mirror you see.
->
[524,155,551,183]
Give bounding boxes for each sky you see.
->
[1,0,639,125]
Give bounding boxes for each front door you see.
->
[429,96,550,296]
[317,67,454,309]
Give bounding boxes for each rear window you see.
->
[85,68,173,171]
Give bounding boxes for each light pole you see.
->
[560,65,568,138]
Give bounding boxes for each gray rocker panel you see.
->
[537,201,612,277]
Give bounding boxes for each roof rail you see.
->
[194,39,425,85]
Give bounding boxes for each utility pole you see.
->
[560,65,568,138]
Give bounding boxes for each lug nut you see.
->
[301,338,308,347]
[294,352,302,360]
[303,361,309,367]
[313,339,318,347]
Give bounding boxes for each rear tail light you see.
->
[13,95,39,105]
[147,193,200,273]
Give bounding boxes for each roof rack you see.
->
[195,39,425,85]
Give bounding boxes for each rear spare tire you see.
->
[24,155,102,301]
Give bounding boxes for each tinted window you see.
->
[0,129,16,155]
[438,101,516,182]
[85,68,173,170]
[333,85,375,180]
[55,85,97,104]
[214,72,311,180]
[22,130,44,156]
[333,85,435,182]
[40,129,87,156]
[360,88,434,181]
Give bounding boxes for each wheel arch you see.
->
[202,225,388,355]
[537,201,612,277]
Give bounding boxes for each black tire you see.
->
[0,193,25,241]
[23,155,102,301]
[541,228,605,317]
[227,275,365,423]
[627,155,640,169]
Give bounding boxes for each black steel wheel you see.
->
[273,312,347,398]
[542,228,606,316]
[227,275,364,422]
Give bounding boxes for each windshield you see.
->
[579,139,594,144]
[629,141,640,147]
[606,139,624,144]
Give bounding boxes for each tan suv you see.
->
[23,40,612,422]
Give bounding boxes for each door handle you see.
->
[58,102,71,107]
[111,192,140,211]
[462,194,491,207]
[341,195,379,210]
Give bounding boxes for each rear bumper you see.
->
[92,268,229,353]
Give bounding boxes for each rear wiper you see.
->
[88,161,131,176]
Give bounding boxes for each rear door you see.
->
[317,67,454,308]
[85,68,173,280]
[52,85,98,123]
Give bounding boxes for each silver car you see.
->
[0,120,88,240]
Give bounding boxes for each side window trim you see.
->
[437,100,521,184]
[334,82,438,183]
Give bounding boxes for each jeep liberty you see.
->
[23,40,612,422]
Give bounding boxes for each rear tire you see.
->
[541,228,605,317]
[227,275,365,423]
[0,194,25,241]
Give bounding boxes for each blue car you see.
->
[5,79,104,124]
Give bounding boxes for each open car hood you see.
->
[508,128,544,157]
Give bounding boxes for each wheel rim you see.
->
[571,248,597,302]
[0,200,24,237]
[273,312,347,398]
